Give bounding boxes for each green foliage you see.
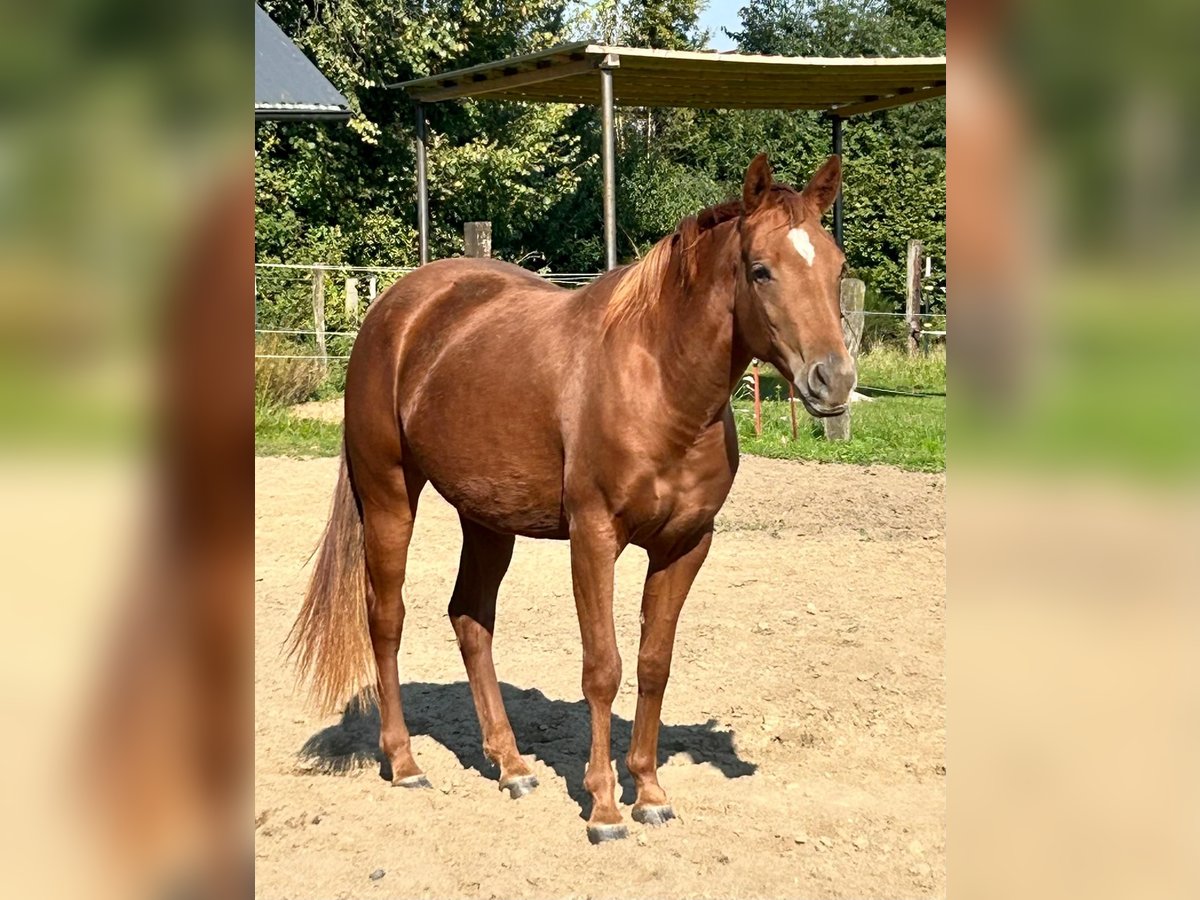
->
[624,0,710,49]
[573,0,709,48]
[727,0,943,58]
[256,0,579,266]
[841,125,945,307]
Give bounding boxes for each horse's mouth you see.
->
[774,357,851,419]
[793,388,847,418]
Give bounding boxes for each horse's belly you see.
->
[406,422,567,538]
[433,468,567,538]
[395,321,572,537]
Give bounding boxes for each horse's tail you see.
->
[285,449,377,715]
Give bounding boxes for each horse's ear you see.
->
[801,155,841,215]
[743,153,773,215]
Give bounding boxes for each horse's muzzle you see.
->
[796,353,855,417]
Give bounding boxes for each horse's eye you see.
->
[750,263,772,284]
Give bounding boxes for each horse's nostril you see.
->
[807,362,831,399]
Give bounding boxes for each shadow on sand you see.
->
[300,681,756,817]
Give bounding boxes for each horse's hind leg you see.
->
[449,516,537,798]
[361,465,427,787]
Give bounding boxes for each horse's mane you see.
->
[603,185,805,330]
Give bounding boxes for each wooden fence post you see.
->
[823,277,866,441]
[464,221,492,258]
[368,275,378,301]
[906,239,923,356]
[311,265,327,367]
[344,276,359,319]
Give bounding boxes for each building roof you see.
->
[255,4,351,121]
[392,42,945,115]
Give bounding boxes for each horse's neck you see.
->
[651,225,750,429]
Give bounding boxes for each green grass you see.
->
[255,404,342,457]
[856,344,945,394]
[734,396,944,471]
[256,346,946,472]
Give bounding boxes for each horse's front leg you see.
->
[568,514,626,843]
[627,527,713,825]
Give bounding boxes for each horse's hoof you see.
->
[499,774,539,799]
[586,823,629,844]
[394,774,432,789]
[632,804,676,827]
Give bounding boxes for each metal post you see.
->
[831,115,844,249]
[414,102,430,265]
[599,59,618,271]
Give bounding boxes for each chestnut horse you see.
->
[288,154,855,843]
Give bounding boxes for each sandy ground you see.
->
[256,455,945,899]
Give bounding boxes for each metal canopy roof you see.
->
[393,42,945,115]
[255,4,351,121]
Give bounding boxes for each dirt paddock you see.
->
[255,455,945,899]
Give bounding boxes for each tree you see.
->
[568,0,708,48]
[728,0,942,57]
[255,0,585,267]
[625,0,709,49]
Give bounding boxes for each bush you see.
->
[255,334,326,408]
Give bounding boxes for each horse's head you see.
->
[733,154,854,417]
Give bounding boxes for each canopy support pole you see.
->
[599,56,619,270]
[414,101,430,265]
[831,114,844,249]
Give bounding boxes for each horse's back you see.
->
[346,258,589,538]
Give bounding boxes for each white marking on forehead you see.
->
[788,227,816,267]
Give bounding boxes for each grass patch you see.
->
[256,404,342,457]
[735,396,945,471]
[856,345,945,394]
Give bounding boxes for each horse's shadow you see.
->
[300,682,757,817]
